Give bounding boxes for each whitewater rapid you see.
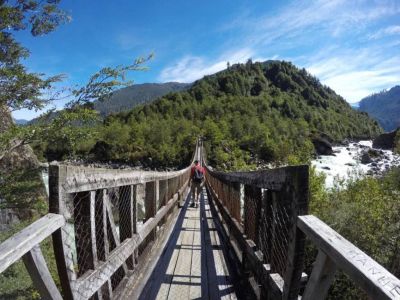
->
[311,141,400,188]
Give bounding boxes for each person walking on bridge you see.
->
[190,160,205,208]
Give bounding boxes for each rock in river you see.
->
[373,128,399,150]
[312,137,333,155]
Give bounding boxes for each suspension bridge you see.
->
[0,140,399,299]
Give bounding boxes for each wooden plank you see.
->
[167,208,195,299]
[104,195,128,275]
[0,213,65,273]
[207,207,235,300]
[189,207,202,299]
[154,208,188,299]
[302,250,337,300]
[298,215,400,300]
[200,192,210,299]
[22,245,63,300]
[120,191,185,300]
[203,201,219,300]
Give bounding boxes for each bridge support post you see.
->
[281,166,309,300]
[49,164,76,300]
[145,180,159,242]
[302,250,337,300]
[95,189,113,299]
[159,180,168,225]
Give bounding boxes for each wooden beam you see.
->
[92,189,113,299]
[60,165,191,193]
[145,180,159,243]
[22,245,63,300]
[302,250,337,300]
[298,215,400,300]
[0,213,65,273]
[104,195,129,275]
[206,165,308,191]
[49,164,77,300]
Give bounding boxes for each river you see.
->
[311,141,400,188]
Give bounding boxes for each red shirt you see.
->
[191,164,205,178]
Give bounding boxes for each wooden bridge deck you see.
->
[136,188,238,300]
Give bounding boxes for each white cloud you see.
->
[227,0,400,46]
[160,0,400,101]
[158,48,256,83]
[305,48,400,102]
[368,25,400,39]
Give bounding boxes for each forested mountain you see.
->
[29,82,190,124]
[72,60,381,170]
[358,86,400,131]
[93,82,190,116]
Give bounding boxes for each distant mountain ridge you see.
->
[94,82,190,116]
[14,119,28,125]
[29,82,190,124]
[358,86,400,131]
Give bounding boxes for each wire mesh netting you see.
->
[259,192,291,277]
[207,174,296,281]
[60,169,190,298]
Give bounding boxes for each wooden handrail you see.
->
[207,165,307,191]
[74,180,189,299]
[54,164,193,193]
[0,213,65,300]
[0,213,65,273]
[298,215,400,300]
[48,140,200,299]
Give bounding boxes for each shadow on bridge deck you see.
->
[135,188,239,300]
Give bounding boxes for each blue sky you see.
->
[12,0,400,120]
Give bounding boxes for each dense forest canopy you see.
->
[65,60,382,170]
